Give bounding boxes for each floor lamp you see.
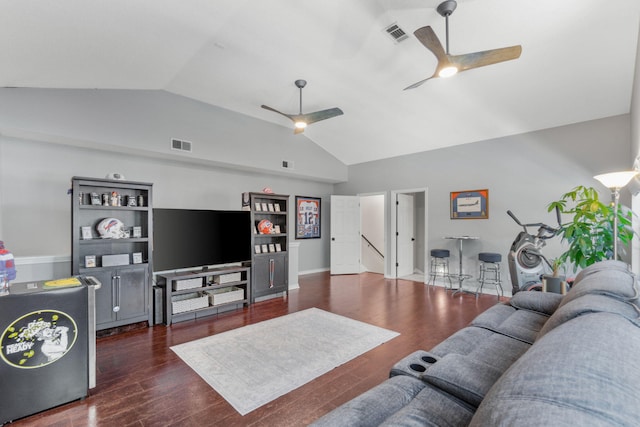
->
[593,171,638,260]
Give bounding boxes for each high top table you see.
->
[444,235,479,295]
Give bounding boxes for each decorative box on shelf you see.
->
[214,272,242,284]
[173,277,203,291]
[172,292,208,314]
[207,287,244,306]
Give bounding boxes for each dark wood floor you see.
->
[15,272,503,427]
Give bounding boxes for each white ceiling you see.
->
[1,0,639,165]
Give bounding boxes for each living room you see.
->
[1,1,640,425]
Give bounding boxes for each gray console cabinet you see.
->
[71,176,153,330]
[242,192,289,302]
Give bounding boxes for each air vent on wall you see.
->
[171,138,192,152]
[282,160,295,170]
[384,23,409,43]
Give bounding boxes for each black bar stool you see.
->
[476,252,503,298]
[428,249,453,290]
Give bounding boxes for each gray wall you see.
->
[335,115,632,282]
[1,136,332,279]
[0,86,636,284]
[0,88,341,281]
[0,88,347,183]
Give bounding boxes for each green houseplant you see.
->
[547,185,635,271]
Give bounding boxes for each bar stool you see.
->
[428,249,453,290]
[476,252,503,298]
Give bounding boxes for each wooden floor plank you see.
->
[11,272,502,426]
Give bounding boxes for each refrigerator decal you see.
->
[1,310,78,369]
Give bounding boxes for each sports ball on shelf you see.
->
[257,219,274,234]
[96,218,127,239]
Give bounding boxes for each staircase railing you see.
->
[361,234,384,258]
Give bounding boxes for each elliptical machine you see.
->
[507,209,561,294]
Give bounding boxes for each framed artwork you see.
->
[295,196,321,239]
[450,189,489,219]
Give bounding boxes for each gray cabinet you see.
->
[242,192,289,302]
[92,266,148,327]
[71,176,153,331]
[252,253,287,299]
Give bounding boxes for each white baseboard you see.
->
[299,268,330,276]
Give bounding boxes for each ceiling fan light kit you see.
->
[405,0,522,90]
[261,79,343,134]
[438,66,458,78]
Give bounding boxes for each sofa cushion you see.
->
[470,303,548,344]
[429,325,496,357]
[379,384,475,427]
[310,375,428,427]
[422,353,503,407]
[537,293,640,339]
[559,266,637,309]
[470,312,640,427]
[430,325,530,367]
[572,259,631,284]
[509,290,563,316]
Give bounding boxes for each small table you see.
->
[444,236,479,295]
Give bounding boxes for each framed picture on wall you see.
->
[295,196,321,239]
[450,189,489,219]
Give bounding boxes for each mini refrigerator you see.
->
[0,279,90,424]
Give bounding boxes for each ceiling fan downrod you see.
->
[295,79,307,115]
[437,0,457,55]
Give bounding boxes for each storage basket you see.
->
[172,277,203,291]
[207,287,244,306]
[172,292,208,314]
[214,272,242,284]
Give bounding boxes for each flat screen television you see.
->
[152,208,251,272]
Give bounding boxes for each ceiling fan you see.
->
[261,80,343,134]
[404,0,522,90]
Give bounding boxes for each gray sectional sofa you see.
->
[312,260,640,426]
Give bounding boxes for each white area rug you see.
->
[171,307,399,415]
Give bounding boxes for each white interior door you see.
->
[397,193,415,277]
[330,195,360,275]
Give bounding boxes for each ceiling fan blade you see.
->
[405,26,454,90]
[413,26,447,62]
[403,75,437,90]
[449,45,522,72]
[298,108,344,125]
[261,104,295,121]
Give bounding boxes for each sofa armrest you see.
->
[510,291,563,316]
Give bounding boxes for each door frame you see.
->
[389,188,428,281]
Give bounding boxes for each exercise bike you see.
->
[506,209,561,294]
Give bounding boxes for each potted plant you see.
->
[542,257,566,294]
[547,185,635,271]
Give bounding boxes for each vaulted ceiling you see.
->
[1,0,639,165]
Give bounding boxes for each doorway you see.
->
[360,194,385,274]
[330,190,427,280]
[390,188,428,281]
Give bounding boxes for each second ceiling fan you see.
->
[261,80,343,134]
[404,0,522,90]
